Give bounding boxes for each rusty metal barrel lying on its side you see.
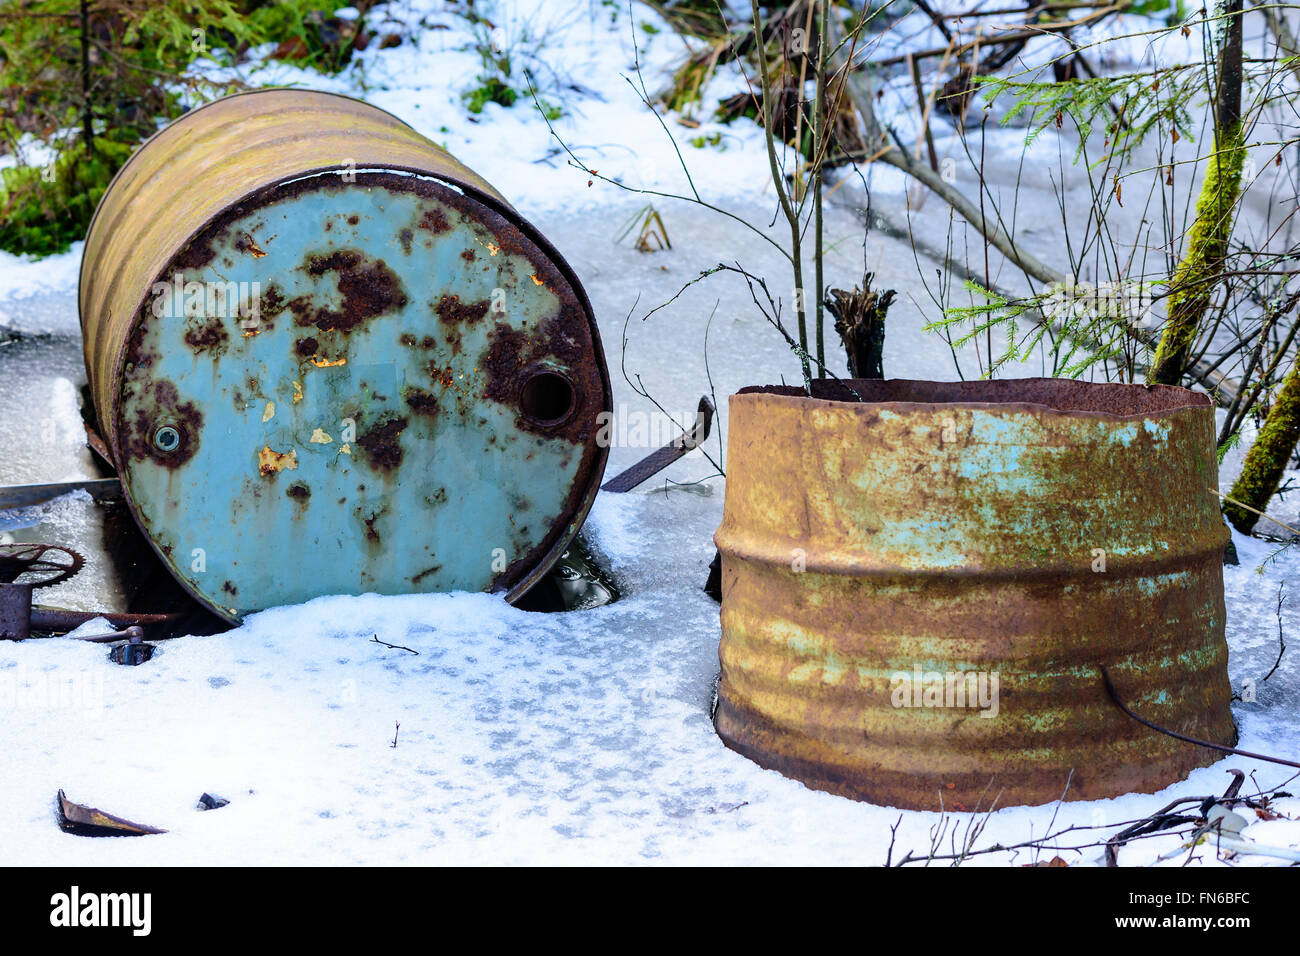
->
[79,90,610,622]
[714,378,1235,810]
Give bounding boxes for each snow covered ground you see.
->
[1,1,1298,865]
[3,478,1298,866]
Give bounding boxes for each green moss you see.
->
[463,78,519,114]
[1224,358,1300,532]
[1148,123,1246,384]
[0,0,355,258]
[0,137,135,257]
[241,0,362,74]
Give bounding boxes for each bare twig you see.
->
[1261,582,1288,684]
[371,634,419,655]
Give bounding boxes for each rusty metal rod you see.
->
[74,625,144,644]
[601,396,714,493]
[29,606,183,632]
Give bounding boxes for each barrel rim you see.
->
[78,88,430,304]
[708,534,1231,579]
[78,89,470,425]
[105,164,610,622]
[734,377,1214,421]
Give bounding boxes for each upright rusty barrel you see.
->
[80,90,610,622]
[714,378,1235,809]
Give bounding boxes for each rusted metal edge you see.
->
[102,165,610,622]
[745,378,1214,421]
[83,421,114,469]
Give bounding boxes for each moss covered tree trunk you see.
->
[1147,0,1245,386]
[1224,358,1300,532]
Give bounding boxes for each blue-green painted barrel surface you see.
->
[80,92,610,621]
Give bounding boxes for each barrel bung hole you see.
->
[519,370,575,426]
[152,423,183,455]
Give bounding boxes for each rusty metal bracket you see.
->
[601,396,714,493]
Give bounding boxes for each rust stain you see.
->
[402,387,440,417]
[417,207,451,234]
[355,414,408,472]
[123,378,203,467]
[480,319,592,443]
[310,356,347,368]
[258,286,286,322]
[258,444,298,476]
[172,235,216,271]
[183,317,228,353]
[357,502,389,547]
[434,294,489,327]
[234,232,267,258]
[289,249,408,334]
[411,564,443,584]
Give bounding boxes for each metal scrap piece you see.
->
[601,396,714,493]
[0,478,122,510]
[56,790,166,837]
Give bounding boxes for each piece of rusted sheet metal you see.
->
[57,789,166,836]
[79,90,611,622]
[601,395,714,492]
[713,378,1235,810]
[83,421,114,468]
